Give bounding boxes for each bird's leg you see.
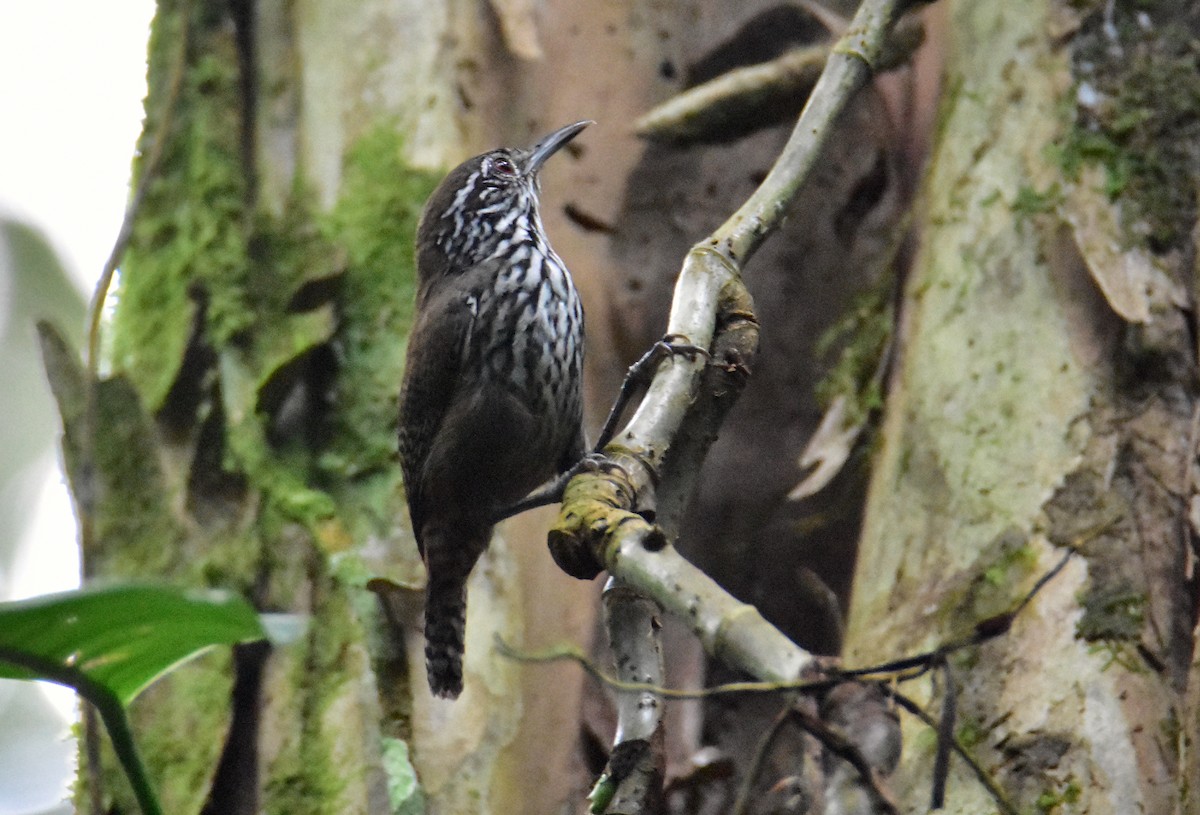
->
[593,334,709,451]
[491,453,611,523]
[492,335,707,524]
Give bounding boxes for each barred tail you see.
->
[422,526,490,699]
[424,579,467,698]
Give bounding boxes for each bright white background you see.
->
[0,2,155,813]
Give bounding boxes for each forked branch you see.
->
[549,0,925,686]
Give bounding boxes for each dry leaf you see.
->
[1064,164,1186,323]
[788,395,865,500]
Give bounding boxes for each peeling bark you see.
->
[846,1,1199,811]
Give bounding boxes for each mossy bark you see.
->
[59,0,435,811]
[53,0,624,812]
[845,1,1199,812]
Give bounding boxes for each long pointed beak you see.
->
[523,120,592,175]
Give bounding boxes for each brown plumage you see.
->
[399,122,590,698]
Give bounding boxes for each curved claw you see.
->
[595,335,712,451]
[658,333,711,363]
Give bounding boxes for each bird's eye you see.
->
[491,155,517,177]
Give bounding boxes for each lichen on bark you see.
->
[845,1,1198,811]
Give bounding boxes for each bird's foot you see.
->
[594,334,711,450]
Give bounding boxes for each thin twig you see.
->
[81,0,191,550]
[500,529,1062,814]
[496,638,923,699]
[495,541,1075,701]
[888,690,1019,815]
[1009,546,1075,620]
[838,547,1078,681]
[86,0,190,383]
[931,657,955,809]
[730,703,795,815]
[77,6,190,812]
[495,634,816,699]
[788,705,899,815]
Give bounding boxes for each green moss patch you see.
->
[112,0,249,411]
[317,125,440,481]
[1055,1,1200,252]
[963,527,1041,623]
[1076,583,1145,641]
[814,285,891,426]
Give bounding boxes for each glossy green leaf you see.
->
[0,583,266,706]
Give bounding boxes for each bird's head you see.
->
[416,120,591,279]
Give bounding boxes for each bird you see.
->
[398,121,591,699]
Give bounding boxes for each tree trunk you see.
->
[845,1,1200,812]
[63,0,604,811]
[49,0,1200,812]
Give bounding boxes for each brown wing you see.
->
[397,279,477,556]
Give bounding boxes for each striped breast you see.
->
[467,226,584,443]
